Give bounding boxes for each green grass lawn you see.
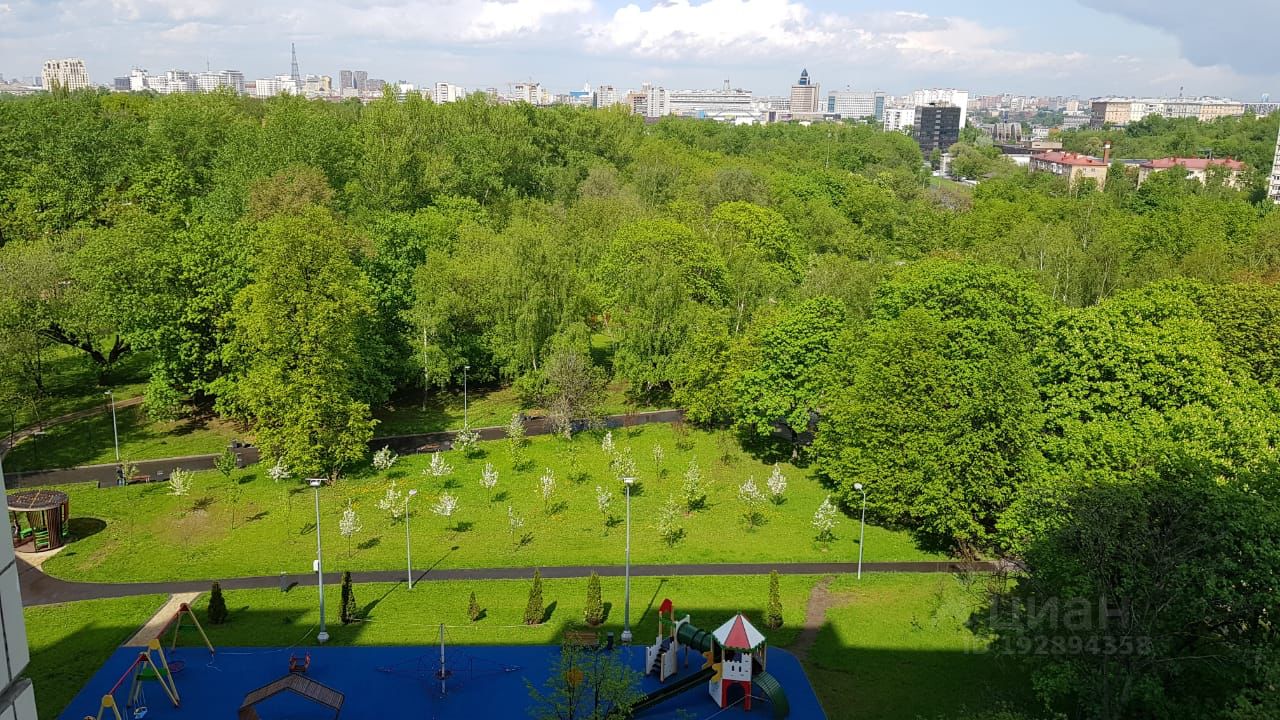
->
[2,403,242,472]
[807,574,1035,720]
[23,594,166,720]
[189,574,813,649]
[42,424,941,582]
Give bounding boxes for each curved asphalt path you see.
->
[5,409,687,488]
[18,559,999,606]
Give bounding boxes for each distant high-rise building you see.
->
[339,70,354,90]
[433,82,465,103]
[354,71,369,91]
[668,80,761,122]
[595,84,619,107]
[828,89,886,121]
[913,103,961,155]
[910,88,968,128]
[788,68,820,116]
[1090,97,1245,127]
[1268,124,1280,203]
[112,76,129,92]
[42,58,90,91]
[882,106,913,133]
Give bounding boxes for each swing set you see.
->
[85,603,215,720]
[85,640,180,720]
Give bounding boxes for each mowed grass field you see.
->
[41,424,941,583]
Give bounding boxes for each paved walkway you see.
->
[0,395,144,458]
[122,592,201,647]
[5,409,685,488]
[17,558,996,606]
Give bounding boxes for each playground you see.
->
[58,616,826,720]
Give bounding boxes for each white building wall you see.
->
[882,106,913,133]
[42,58,90,91]
[1269,125,1280,203]
[0,464,36,720]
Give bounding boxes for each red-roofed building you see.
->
[1137,157,1247,187]
[1030,151,1109,189]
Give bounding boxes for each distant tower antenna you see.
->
[290,43,301,83]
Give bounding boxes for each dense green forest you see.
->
[2,91,1280,717]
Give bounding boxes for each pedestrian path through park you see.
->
[18,558,997,606]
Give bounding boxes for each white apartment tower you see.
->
[42,58,90,91]
[1269,124,1280,204]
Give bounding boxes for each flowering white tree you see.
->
[681,457,707,512]
[372,446,398,472]
[428,451,453,478]
[433,494,459,518]
[611,447,637,483]
[651,443,666,474]
[168,467,193,496]
[600,430,615,455]
[656,495,684,546]
[377,480,408,520]
[507,505,525,548]
[506,412,526,466]
[813,496,838,542]
[539,469,556,513]
[339,500,363,555]
[480,462,499,504]
[766,464,788,504]
[738,476,766,529]
[453,427,479,456]
[267,459,290,483]
[596,485,613,531]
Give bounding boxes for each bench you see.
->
[564,631,600,648]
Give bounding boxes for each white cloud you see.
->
[581,2,1083,75]
[581,0,853,59]
[329,0,592,43]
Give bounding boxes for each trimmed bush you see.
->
[207,582,228,624]
[584,573,603,626]
[340,571,358,624]
[765,570,783,629]
[524,569,544,625]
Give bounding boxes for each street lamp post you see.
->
[406,489,418,589]
[463,365,471,429]
[854,482,867,580]
[310,479,330,643]
[104,390,120,463]
[621,475,636,644]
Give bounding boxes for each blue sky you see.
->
[2,0,1277,98]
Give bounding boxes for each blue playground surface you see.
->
[60,644,827,720]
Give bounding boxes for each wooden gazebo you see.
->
[8,489,70,552]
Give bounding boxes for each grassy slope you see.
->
[23,595,166,720]
[189,575,812,648]
[3,403,241,472]
[4,347,151,432]
[807,574,1034,720]
[43,424,941,582]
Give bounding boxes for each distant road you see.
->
[5,409,685,488]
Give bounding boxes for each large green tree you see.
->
[217,205,377,479]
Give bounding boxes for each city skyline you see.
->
[2,0,1278,99]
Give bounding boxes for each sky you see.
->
[2,0,1278,98]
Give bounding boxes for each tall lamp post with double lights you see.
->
[309,479,330,643]
[406,488,418,589]
[621,475,636,644]
[854,482,867,580]
[104,390,120,463]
